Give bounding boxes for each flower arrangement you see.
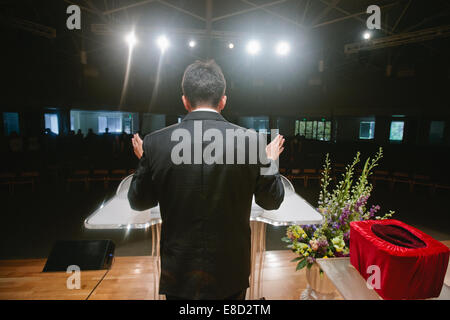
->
[282,147,395,271]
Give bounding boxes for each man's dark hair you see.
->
[181,60,226,108]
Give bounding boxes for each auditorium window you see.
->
[359,121,375,140]
[324,121,331,140]
[3,112,20,136]
[98,116,122,133]
[295,119,331,141]
[389,121,404,142]
[429,121,445,144]
[238,116,269,133]
[254,118,269,133]
[123,115,133,134]
[305,121,313,139]
[44,113,59,135]
[70,114,74,131]
[70,110,138,135]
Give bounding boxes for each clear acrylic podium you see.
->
[85,175,323,299]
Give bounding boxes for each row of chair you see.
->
[2,167,449,194]
[280,167,450,192]
[369,170,450,192]
[0,169,136,193]
[0,171,40,193]
[66,169,135,191]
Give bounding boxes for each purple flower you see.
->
[339,204,351,226]
[306,256,316,264]
[301,224,318,236]
[343,231,350,245]
[318,238,328,247]
[368,204,381,218]
[354,194,369,212]
[316,238,329,255]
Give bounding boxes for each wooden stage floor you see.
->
[1,243,449,300]
[0,250,339,300]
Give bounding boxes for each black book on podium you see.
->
[43,240,115,272]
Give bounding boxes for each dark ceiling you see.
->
[1,0,450,117]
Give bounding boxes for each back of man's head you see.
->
[181,60,226,109]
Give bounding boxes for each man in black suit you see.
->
[128,60,285,300]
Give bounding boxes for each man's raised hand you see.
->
[266,134,285,161]
[132,133,144,159]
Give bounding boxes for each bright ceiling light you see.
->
[125,32,137,47]
[246,40,261,55]
[228,42,234,49]
[363,31,371,40]
[188,40,196,48]
[275,41,290,56]
[156,35,169,52]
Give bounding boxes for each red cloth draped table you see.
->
[350,219,450,300]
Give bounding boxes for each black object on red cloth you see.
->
[371,224,426,249]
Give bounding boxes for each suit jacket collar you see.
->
[182,111,228,122]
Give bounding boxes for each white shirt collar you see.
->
[192,107,219,113]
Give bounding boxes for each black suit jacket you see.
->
[128,111,284,299]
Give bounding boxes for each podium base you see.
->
[300,286,337,300]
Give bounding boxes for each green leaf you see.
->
[296,259,307,271]
[281,237,291,243]
[290,256,303,262]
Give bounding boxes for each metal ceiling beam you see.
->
[90,23,286,40]
[1,15,56,38]
[301,0,311,25]
[206,0,213,57]
[312,9,367,28]
[212,0,288,22]
[401,9,450,33]
[313,1,440,54]
[158,1,205,22]
[103,0,157,15]
[63,0,101,15]
[312,2,398,29]
[311,0,340,26]
[206,0,213,35]
[84,0,110,23]
[316,0,397,35]
[240,0,305,29]
[344,24,450,54]
[102,0,205,22]
[392,0,412,32]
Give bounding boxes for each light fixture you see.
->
[363,31,371,40]
[275,41,290,56]
[228,42,234,49]
[156,35,169,52]
[246,40,261,55]
[188,40,196,48]
[125,32,137,47]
